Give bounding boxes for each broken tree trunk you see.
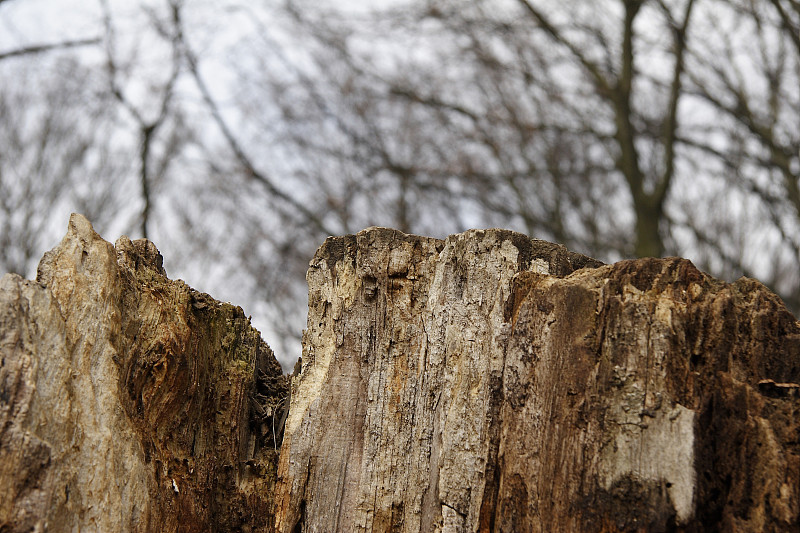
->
[0,214,287,532]
[274,227,800,532]
[2,219,799,532]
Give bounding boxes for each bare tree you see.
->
[0,53,131,277]
[100,0,191,240]
[0,1,138,277]
[266,0,699,259]
[157,0,800,364]
[258,0,799,312]
[3,0,799,369]
[684,0,800,309]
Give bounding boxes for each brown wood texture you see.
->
[274,227,800,532]
[2,220,799,532]
[0,214,287,532]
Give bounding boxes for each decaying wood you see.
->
[274,227,800,532]
[2,219,799,532]
[0,214,287,532]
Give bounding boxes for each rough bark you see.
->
[274,227,800,532]
[0,214,287,532]
[3,219,799,532]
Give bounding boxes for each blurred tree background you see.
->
[1,0,798,369]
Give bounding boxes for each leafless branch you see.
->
[0,38,100,62]
[171,3,335,236]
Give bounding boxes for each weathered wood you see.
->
[0,214,287,532]
[3,219,799,532]
[274,227,800,532]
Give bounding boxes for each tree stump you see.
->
[2,220,798,531]
[274,227,800,532]
[0,214,287,532]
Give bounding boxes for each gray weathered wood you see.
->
[274,227,800,532]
